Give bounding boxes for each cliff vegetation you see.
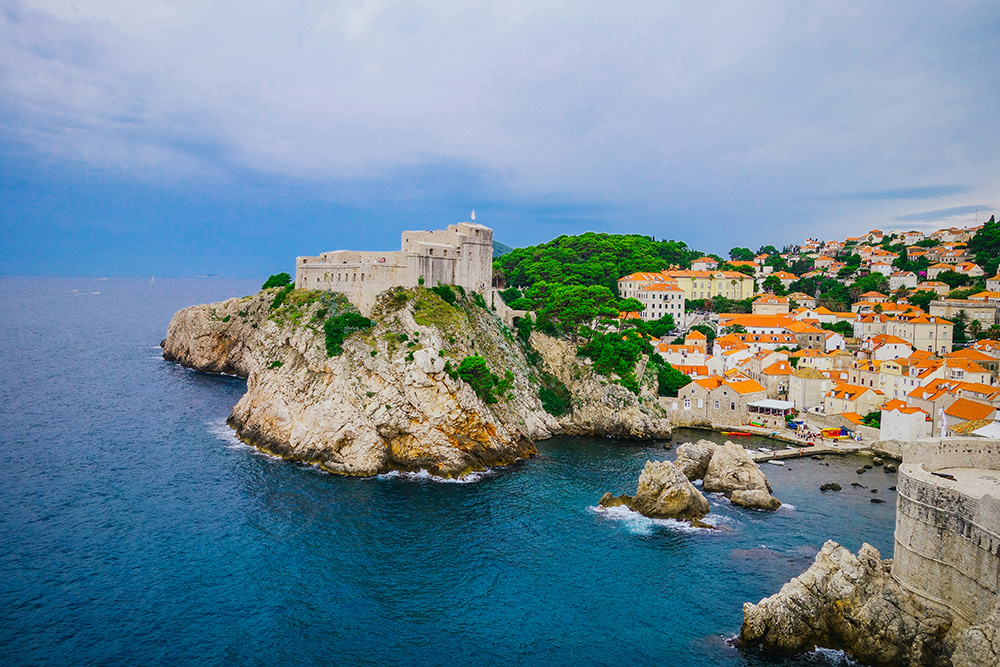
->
[163,284,672,478]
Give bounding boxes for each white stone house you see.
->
[880,400,932,441]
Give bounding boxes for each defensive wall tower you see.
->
[894,437,1000,631]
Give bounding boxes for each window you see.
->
[714,400,720,409]
[730,402,736,410]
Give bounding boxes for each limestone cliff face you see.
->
[163,287,672,477]
[739,541,954,667]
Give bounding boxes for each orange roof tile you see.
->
[725,378,767,395]
[944,398,996,422]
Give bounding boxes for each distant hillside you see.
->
[493,240,515,258]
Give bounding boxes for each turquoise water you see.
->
[0,278,896,666]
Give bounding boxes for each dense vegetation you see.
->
[455,355,513,404]
[969,215,1000,277]
[495,232,702,296]
[262,272,292,289]
[324,313,373,356]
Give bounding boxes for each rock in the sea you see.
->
[739,541,953,667]
[673,439,719,480]
[599,459,710,521]
[730,489,781,511]
[884,463,898,473]
[872,457,884,467]
[857,467,866,474]
[703,441,772,494]
[820,482,842,491]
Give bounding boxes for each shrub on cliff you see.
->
[457,356,498,404]
[270,285,294,310]
[262,272,292,290]
[431,284,457,305]
[324,313,373,356]
[539,373,572,415]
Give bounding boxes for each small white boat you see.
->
[767,460,785,466]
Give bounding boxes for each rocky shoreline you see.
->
[162,286,672,477]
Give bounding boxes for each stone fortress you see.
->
[295,222,494,316]
[894,438,1000,633]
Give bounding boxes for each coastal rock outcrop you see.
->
[163,287,672,477]
[703,442,772,494]
[953,602,1000,667]
[599,459,709,520]
[739,540,953,667]
[673,440,719,480]
[730,489,781,511]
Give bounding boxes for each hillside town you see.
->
[609,222,1000,443]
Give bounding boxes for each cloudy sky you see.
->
[2,0,999,276]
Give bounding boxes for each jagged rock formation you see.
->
[730,489,781,511]
[739,541,953,667]
[598,460,710,521]
[162,287,672,477]
[703,442,773,494]
[673,440,719,480]
[953,603,1000,667]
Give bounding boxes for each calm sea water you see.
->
[0,277,897,667]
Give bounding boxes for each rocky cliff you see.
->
[739,541,954,667]
[163,286,672,477]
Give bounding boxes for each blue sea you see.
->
[0,277,897,666]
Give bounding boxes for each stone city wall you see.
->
[893,438,1000,629]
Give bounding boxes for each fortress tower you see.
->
[295,222,494,315]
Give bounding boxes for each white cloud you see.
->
[2,0,999,240]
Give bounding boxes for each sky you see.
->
[2,0,1000,277]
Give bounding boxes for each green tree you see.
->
[729,247,754,261]
[457,356,499,404]
[617,298,645,314]
[862,411,882,428]
[538,284,619,339]
[937,270,973,290]
[640,314,676,338]
[953,310,970,347]
[851,273,890,296]
[908,290,935,311]
[969,319,983,340]
[762,275,784,295]
[324,312,373,356]
[968,215,1000,276]
[262,272,292,289]
[657,364,692,397]
[821,321,853,337]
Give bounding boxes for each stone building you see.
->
[894,438,1000,638]
[295,222,494,315]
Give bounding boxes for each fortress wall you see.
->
[902,438,1000,471]
[892,438,1000,628]
[296,222,494,316]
